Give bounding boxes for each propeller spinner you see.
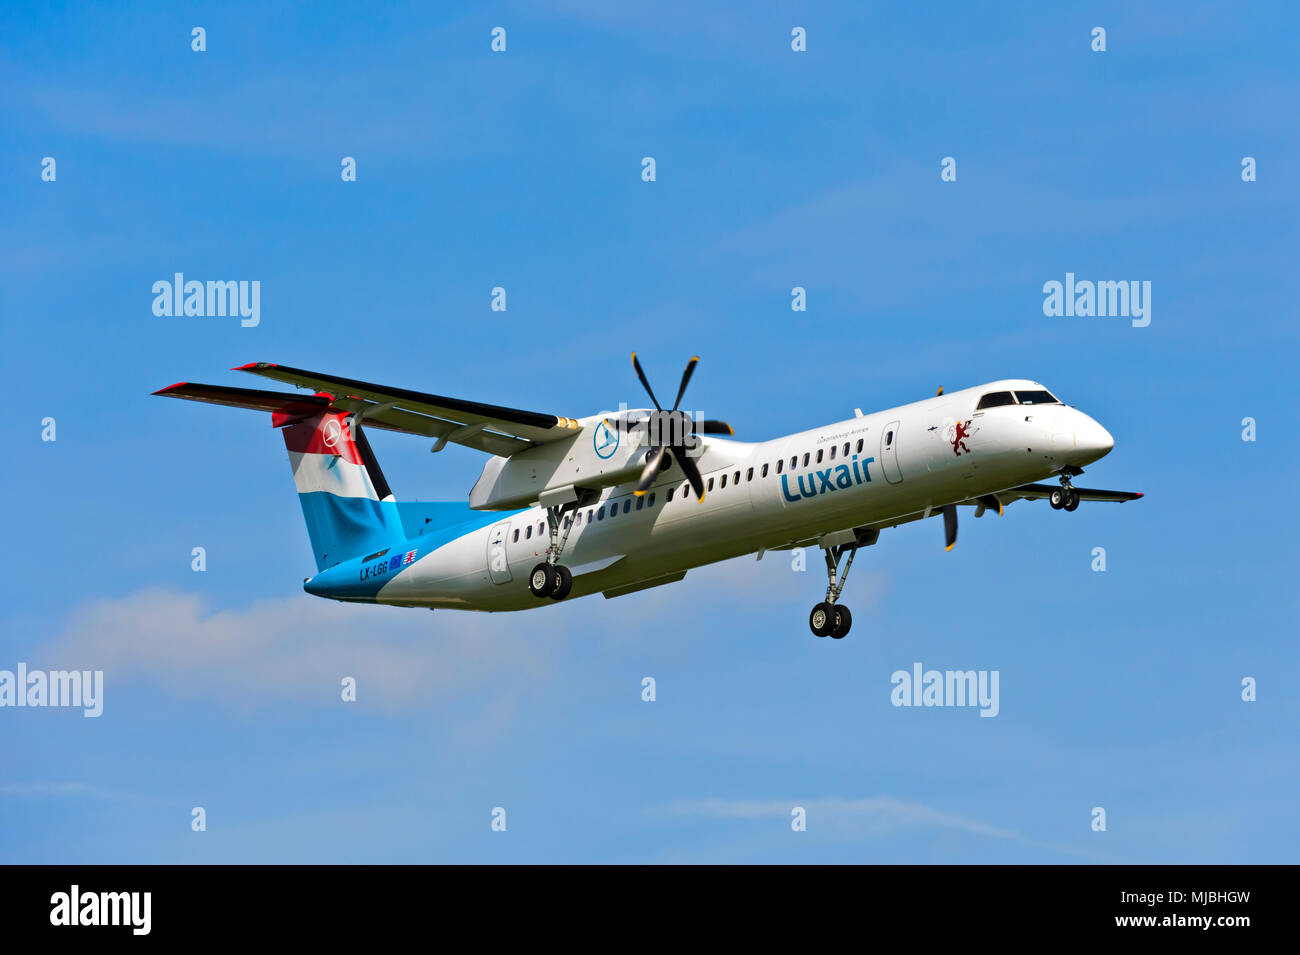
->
[617,353,733,501]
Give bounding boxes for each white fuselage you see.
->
[364,380,1114,611]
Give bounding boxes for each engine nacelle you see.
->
[469,413,655,510]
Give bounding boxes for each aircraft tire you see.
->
[549,565,573,600]
[829,605,852,639]
[809,602,835,637]
[1063,489,1080,511]
[1049,489,1064,509]
[529,563,555,598]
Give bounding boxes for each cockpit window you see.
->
[976,391,1017,410]
[1014,390,1059,405]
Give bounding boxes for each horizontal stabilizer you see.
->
[232,362,581,455]
[153,382,329,418]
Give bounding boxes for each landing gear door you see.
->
[880,420,903,484]
[487,521,513,584]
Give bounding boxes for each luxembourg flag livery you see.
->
[275,405,405,571]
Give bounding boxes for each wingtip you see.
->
[232,362,272,371]
[153,382,186,395]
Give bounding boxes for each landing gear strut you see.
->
[529,501,580,601]
[1049,471,1080,512]
[809,542,857,639]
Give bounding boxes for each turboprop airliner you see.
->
[153,357,1141,638]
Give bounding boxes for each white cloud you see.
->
[663,796,1113,860]
[0,781,154,802]
[38,588,561,714]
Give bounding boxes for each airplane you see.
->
[153,356,1142,639]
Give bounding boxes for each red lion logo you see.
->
[951,420,972,456]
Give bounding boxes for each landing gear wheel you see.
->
[828,604,852,639]
[549,564,573,600]
[1049,488,1064,510]
[528,563,555,598]
[810,602,835,637]
[1063,488,1080,511]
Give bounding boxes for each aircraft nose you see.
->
[1076,414,1114,461]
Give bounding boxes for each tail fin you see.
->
[278,407,405,570]
[154,382,406,570]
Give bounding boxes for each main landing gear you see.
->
[1049,471,1081,512]
[528,503,577,601]
[809,542,858,639]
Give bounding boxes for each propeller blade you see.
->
[693,419,734,436]
[671,355,699,410]
[631,352,662,410]
[942,504,958,551]
[677,452,706,502]
[634,446,669,496]
[976,493,1003,516]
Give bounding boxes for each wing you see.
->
[230,362,581,456]
[996,483,1144,504]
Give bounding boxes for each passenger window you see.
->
[976,391,1017,410]
[790,456,796,469]
[636,496,644,510]
[525,525,532,539]
[761,463,769,477]
[587,509,593,522]
[707,477,715,492]
[512,529,519,543]
[886,431,893,446]
[623,500,631,514]
[734,470,740,484]
[776,460,782,474]
[843,442,849,456]
[609,502,617,518]
[597,507,604,520]
[720,473,728,489]
[648,493,655,507]
[802,453,810,467]
[667,486,675,502]
[829,446,835,460]
[746,467,753,481]
[575,512,582,525]
[856,439,863,453]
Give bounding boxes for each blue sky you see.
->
[2,0,1297,862]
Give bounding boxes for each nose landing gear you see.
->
[1049,469,1082,511]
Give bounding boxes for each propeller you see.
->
[942,505,958,551]
[942,494,1002,551]
[618,353,733,501]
